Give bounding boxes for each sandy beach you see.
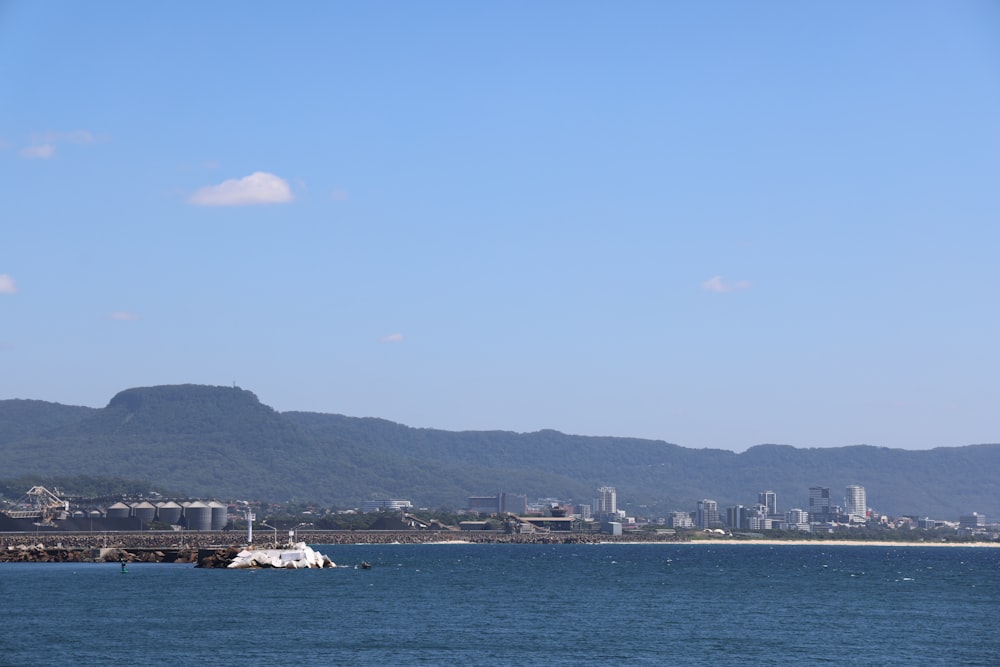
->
[681,538,1000,547]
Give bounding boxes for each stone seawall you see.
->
[0,544,200,564]
[1,529,683,563]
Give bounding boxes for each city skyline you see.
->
[459,481,992,532]
[3,3,999,452]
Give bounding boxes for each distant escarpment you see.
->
[1,384,997,519]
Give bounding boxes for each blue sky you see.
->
[2,2,998,451]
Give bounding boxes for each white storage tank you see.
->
[209,501,228,530]
[156,501,182,525]
[106,502,131,519]
[132,501,157,525]
[183,501,212,531]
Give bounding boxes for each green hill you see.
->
[1,384,997,519]
[0,399,96,445]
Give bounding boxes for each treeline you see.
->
[0,475,167,501]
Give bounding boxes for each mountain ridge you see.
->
[1,384,997,519]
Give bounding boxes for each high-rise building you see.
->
[747,504,770,530]
[697,499,720,529]
[758,490,777,516]
[808,486,831,522]
[785,508,809,530]
[727,505,748,530]
[845,485,867,520]
[595,486,617,516]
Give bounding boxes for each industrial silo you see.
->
[208,501,228,530]
[156,501,182,525]
[106,502,131,519]
[132,501,156,526]
[183,501,212,531]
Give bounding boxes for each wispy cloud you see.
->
[20,144,56,159]
[110,311,139,321]
[702,275,751,293]
[188,171,294,206]
[38,130,96,145]
[20,130,97,159]
[0,274,17,294]
[331,187,350,201]
[379,333,404,343]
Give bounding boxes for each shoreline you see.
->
[678,539,1000,548]
[414,539,1000,548]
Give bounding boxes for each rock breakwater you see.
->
[1,529,684,563]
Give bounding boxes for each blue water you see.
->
[2,543,998,666]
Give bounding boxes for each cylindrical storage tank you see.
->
[209,501,228,531]
[106,502,131,519]
[88,510,103,519]
[132,501,156,525]
[184,501,212,531]
[156,501,182,525]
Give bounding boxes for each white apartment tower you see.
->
[758,490,777,516]
[697,499,721,529]
[595,486,617,516]
[846,485,867,519]
[786,508,810,530]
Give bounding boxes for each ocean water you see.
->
[2,543,998,666]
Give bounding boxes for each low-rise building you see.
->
[362,499,413,513]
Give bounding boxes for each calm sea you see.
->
[2,543,998,666]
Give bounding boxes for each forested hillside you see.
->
[0,399,96,445]
[1,384,997,519]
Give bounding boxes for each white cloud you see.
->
[20,144,55,159]
[37,130,95,145]
[0,274,16,294]
[189,171,294,206]
[702,275,751,293]
[110,311,139,321]
[379,333,404,343]
[19,130,98,159]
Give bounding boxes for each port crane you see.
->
[3,486,69,524]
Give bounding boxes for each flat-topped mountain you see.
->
[1,384,997,519]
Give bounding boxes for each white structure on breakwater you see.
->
[227,543,336,569]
